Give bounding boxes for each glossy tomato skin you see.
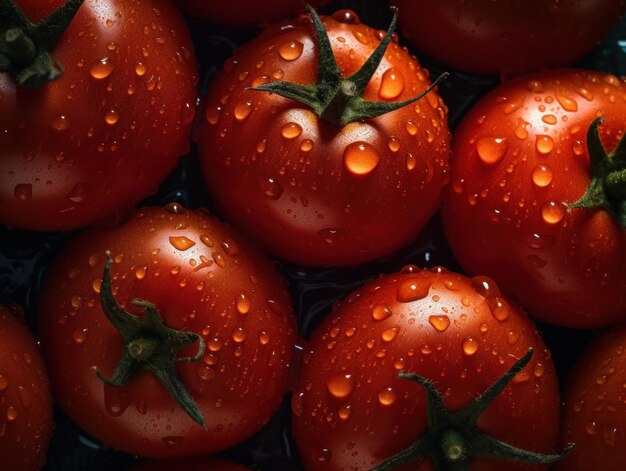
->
[442,69,626,329]
[177,0,329,27]
[196,10,450,267]
[0,304,54,471]
[292,267,560,470]
[390,0,625,75]
[558,325,626,470]
[0,0,197,231]
[38,204,297,458]
[131,457,249,471]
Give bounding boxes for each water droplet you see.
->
[524,233,555,249]
[477,137,508,164]
[488,297,510,321]
[397,279,430,302]
[134,62,146,76]
[533,363,545,378]
[462,337,478,356]
[405,153,417,170]
[281,122,302,139]
[206,105,221,125]
[327,373,354,398]
[604,427,617,447]
[387,137,400,152]
[343,141,380,175]
[73,328,89,344]
[258,176,283,200]
[17,385,30,407]
[378,68,404,100]
[300,139,314,152]
[506,329,520,345]
[585,421,598,435]
[291,391,305,417]
[353,30,368,44]
[259,330,270,345]
[232,327,247,343]
[66,183,85,203]
[162,436,185,447]
[278,40,304,61]
[338,404,352,420]
[0,374,9,391]
[317,448,332,463]
[317,228,345,244]
[6,406,17,421]
[535,135,554,154]
[515,118,529,140]
[208,337,223,352]
[50,115,71,131]
[71,295,83,309]
[89,58,115,79]
[333,9,360,24]
[404,120,418,136]
[541,201,565,224]
[14,183,32,200]
[104,109,119,125]
[378,387,397,406]
[428,315,450,332]
[542,114,557,125]
[372,304,392,321]
[169,236,196,251]
[531,165,553,187]
[381,327,399,342]
[572,140,585,156]
[236,292,251,315]
[234,101,253,121]
[135,266,147,280]
[556,91,578,112]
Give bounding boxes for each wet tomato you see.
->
[442,69,626,329]
[558,324,626,470]
[293,267,563,470]
[38,204,297,458]
[196,8,450,267]
[0,304,54,471]
[131,457,249,471]
[390,0,625,75]
[0,0,198,231]
[177,0,329,28]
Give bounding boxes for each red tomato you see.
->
[0,304,54,471]
[293,267,562,470]
[177,0,329,27]
[558,325,626,470]
[442,69,626,329]
[195,8,450,267]
[38,204,297,458]
[131,457,249,471]
[0,0,197,231]
[390,0,625,75]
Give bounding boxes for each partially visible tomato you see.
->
[131,457,249,470]
[38,204,297,458]
[293,266,562,470]
[558,324,626,470]
[177,0,329,27]
[196,8,450,267]
[0,304,54,471]
[0,0,197,231]
[442,69,626,329]
[390,0,625,75]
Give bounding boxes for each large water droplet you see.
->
[397,279,430,302]
[531,165,553,187]
[378,387,397,406]
[476,137,508,164]
[372,304,392,321]
[236,293,251,314]
[343,141,380,175]
[234,101,253,121]
[462,337,478,356]
[535,135,554,154]
[541,201,565,224]
[278,40,304,61]
[378,68,404,100]
[556,91,578,112]
[381,327,399,342]
[281,122,302,139]
[89,58,115,79]
[169,236,196,251]
[488,297,510,321]
[326,373,354,398]
[232,327,247,343]
[428,315,450,332]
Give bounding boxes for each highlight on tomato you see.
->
[442,69,626,329]
[38,203,297,458]
[292,266,570,470]
[0,0,198,231]
[196,6,451,267]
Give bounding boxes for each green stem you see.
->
[4,27,35,65]
[440,429,466,463]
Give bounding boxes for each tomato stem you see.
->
[369,348,574,471]
[246,5,448,127]
[0,0,84,86]
[93,253,208,429]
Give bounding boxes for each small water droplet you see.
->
[71,295,83,309]
[405,153,417,170]
[514,118,529,140]
[378,387,397,406]
[343,142,379,175]
[488,297,510,321]
[387,136,400,152]
[135,266,147,280]
[535,135,554,154]
[542,114,557,125]
[541,201,565,224]
[50,115,71,131]
[327,373,354,398]
[6,406,17,421]
[300,139,314,152]
[278,40,304,61]
[378,68,404,100]
[236,293,251,314]
[556,91,578,112]
[477,137,508,164]
[259,330,270,345]
[397,279,430,302]
[462,337,478,356]
[531,165,553,187]
[372,304,392,321]
[524,233,555,249]
[281,122,302,139]
[258,176,283,200]
[73,328,89,344]
[162,436,185,447]
[104,110,119,125]
[169,236,196,251]
[338,404,352,420]
[404,120,418,136]
[208,337,223,352]
[317,228,345,244]
[134,62,146,76]
[585,421,598,435]
[89,58,115,79]
[428,315,450,332]
[14,183,32,200]
[232,327,247,343]
[317,448,332,463]
[234,101,253,121]
[381,327,399,342]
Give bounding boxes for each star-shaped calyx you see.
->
[370,349,573,471]
[93,252,207,429]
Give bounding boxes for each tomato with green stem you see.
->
[38,204,297,458]
[196,6,450,267]
[0,0,197,231]
[292,266,568,470]
[442,69,626,329]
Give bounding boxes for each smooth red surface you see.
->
[196,10,451,267]
[38,205,297,458]
[0,305,54,471]
[391,0,625,75]
[0,0,198,231]
[442,69,626,329]
[293,267,561,470]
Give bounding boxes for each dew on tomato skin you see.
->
[318,228,346,244]
[92,278,102,294]
[406,153,417,170]
[89,57,115,79]
[372,304,392,321]
[281,122,302,139]
[6,406,17,421]
[14,183,32,201]
[232,327,247,343]
[252,74,270,87]
[596,374,608,386]
[278,40,304,61]
[527,254,547,268]
[162,436,185,447]
[134,62,146,76]
[533,363,545,378]
[378,68,404,100]
[208,337,223,352]
[525,232,555,249]
[205,105,221,125]
[343,142,380,175]
[604,427,618,447]
[387,136,401,152]
[488,296,510,322]
[512,369,530,384]
[353,29,368,44]
[333,9,360,24]
[326,373,354,398]
[397,279,430,302]
[378,387,397,406]
[531,164,553,187]
[535,135,554,154]
[541,201,565,224]
[259,330,270,345]
[585,422,598,435]
[555,91,578,111]
[514,118,530,140]
[338,404,352,420]
[105,109,119,125]
[471,275,500,298]
[476,136,508,164]
[428,315,450,332]
[317,448,332,463]
[541,114,558,125]
[291,391,305,417]
[50,115,71,131]
[462,337,479,356]
[199,234,214,248]
[258,176,283,200]
[381,327,399,342]
[235,292,251,315]
[196,364,216,381]
[0,374,9,391]
[168,236,196,251]
[404,120,418,136]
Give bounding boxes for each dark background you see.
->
[1,0,625,469]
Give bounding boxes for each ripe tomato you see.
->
[0,0,198,231]
[0,304,53,471]
[390,0,625,75]
[196,8,450,267]
[38,204,297,458]
[292,267,562,470]
[558,324,626,470]
[177,0,329,27]
[132,457,249,470]
[442,69,626,329]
